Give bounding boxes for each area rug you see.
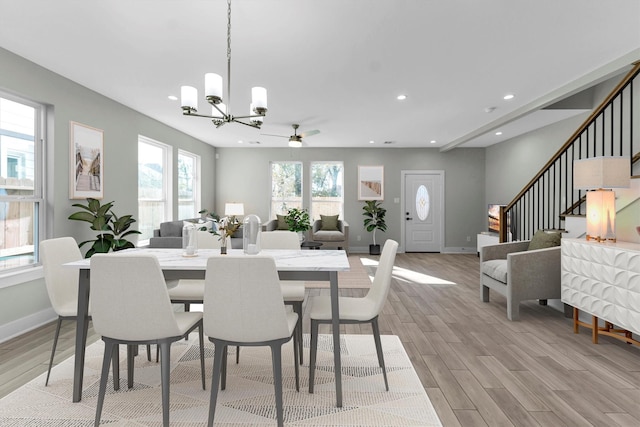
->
[0,334,442,426]
[304,255,374,289]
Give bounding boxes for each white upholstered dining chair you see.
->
[203,255,299,427]
[90,254,205,427]
[40,237,88,386]
[259,230,306,364]
[308,239,398,392]
[167,230,230,312]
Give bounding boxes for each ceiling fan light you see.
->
[180,86,198,111]
[251,86,268,113]
[288,138,302,148]
[205,73,223,103]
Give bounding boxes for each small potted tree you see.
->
[363,200,387,255]
[68,198,141,258]
[285,207,311,243]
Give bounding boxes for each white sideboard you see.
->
[561,238,640,346]
[477,233,499,255]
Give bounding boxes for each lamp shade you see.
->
[180,86,198,110]
[573,156,630,189]
[204,73,223,102]
[224,202,244,216]
[251,86,268,112]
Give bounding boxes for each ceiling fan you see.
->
[262,124,320,147]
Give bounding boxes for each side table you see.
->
[301,241,323,250]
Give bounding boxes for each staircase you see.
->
[499,63,640,242]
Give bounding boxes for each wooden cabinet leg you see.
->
[592,316,599,344]
[573,307,579,334]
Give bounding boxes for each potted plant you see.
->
[285,207,311,242]
[68,198,141,258]
[363,200,387,255]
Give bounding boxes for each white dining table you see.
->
[64,247,350,406]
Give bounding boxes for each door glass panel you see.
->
[416,184,430,221]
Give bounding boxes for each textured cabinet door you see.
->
[561,238,640,336]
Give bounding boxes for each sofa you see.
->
[149,218,243,249]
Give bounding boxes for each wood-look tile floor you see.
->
[1,252,639,426]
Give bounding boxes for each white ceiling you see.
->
[1,0,639,150]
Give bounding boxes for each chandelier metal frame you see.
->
[180,0,267,129]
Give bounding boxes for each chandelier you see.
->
[180,0,267,129]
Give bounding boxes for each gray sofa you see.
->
[149,218,243,249]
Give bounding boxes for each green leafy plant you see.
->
[363,200,387,246]
[285,207,311,233]
[68,198,141,258]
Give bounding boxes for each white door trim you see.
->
[400,170,445,253]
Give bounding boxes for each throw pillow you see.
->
[528,230,561,251]
[276,214,289,230]
[321,214,339,231]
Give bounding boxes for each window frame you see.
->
[269,161,303,219]
[310,161,344,220]
[177,149,201,219]
[137,135,172,245]
[0,91,46,280]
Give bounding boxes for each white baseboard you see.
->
[0,307,56,344]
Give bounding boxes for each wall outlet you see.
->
[466,236,471,242]
[357,235,361,241]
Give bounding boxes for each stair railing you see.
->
[499,62,640,242]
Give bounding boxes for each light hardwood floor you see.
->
[1,252,639,426]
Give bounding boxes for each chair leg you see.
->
[208,341,225,427]
[371,318,389,391]
[146,344,152,361]
[95,340,115,427]
[293,301,303,365]
[292,335,300,392]
[159,341,171,427]
[45,317,63,386]
[127,344,135,389]
[270,344,284,427]
[112,344,120,391]
[308,319,319,393]
[198,324,206,390]
[221,345,228,390]
[236,345,240,364]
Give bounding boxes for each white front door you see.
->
[403,171,443,252]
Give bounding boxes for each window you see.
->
[0,93,44,273]
[177,150,200,219]
[270,161,303,217]
[310,162,344,220]
[138,136,172,243]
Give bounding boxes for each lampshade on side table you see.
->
[573,156,630,242]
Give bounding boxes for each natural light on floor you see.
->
[360,257,457,286]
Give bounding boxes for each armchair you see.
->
[311,218,349,253]
[480,236,561,321]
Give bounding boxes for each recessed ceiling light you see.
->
[430,140,436,144]
[369,140,375,144]
[168,95,178,101]
[503,94,515,100]
[237,140,244,144]
[495,131,503,136]
[396,94,407,101]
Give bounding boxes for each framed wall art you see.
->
[70,121,104,199]
[358,165,384,200]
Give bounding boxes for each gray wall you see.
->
[0,47,216,335]
[215,147,486,252]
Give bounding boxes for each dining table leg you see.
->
[73,269,90,402]
[329,270,342,407]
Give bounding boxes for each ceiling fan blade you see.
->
[299,129,320,138]
[260,133,289,138]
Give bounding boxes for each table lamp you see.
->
[573,156,630,242]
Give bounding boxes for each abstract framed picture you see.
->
[358,165,384,200]
[70,121,104,199]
